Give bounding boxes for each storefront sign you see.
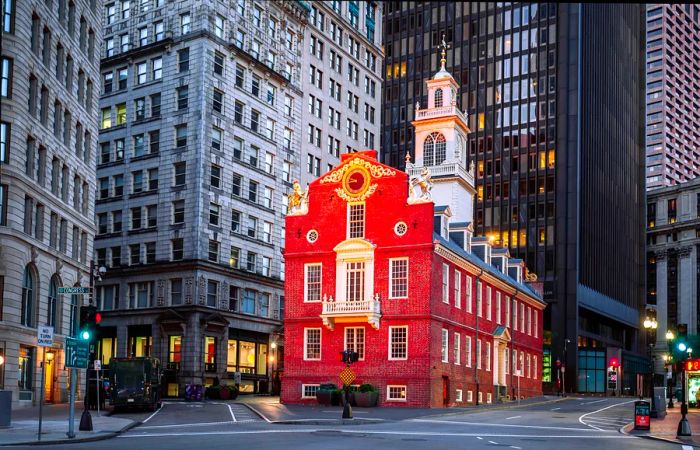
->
[634,401,650,430]
[685,358,700,371]
[607,370,618,390]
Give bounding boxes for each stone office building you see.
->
[0,0,102,407]
[299,0,383,187]
[94,0,309,395]
[647,177,700,368]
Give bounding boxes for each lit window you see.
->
[387,385,406,401]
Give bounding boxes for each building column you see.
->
[655,253,668,347]
[678,246,697,334]
[116,324,128,358]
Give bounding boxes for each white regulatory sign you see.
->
[37,326,54,347]
[94,360,102,371]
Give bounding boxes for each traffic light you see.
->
[340,350,359,364]
[78,305,99,341]
[609,357,620,369]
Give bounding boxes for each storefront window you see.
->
[257,343,268,375]
[227,340,237,372]
[204,336,216,371]
[169,336,181,363]
[239,341,256,373]
[18,346,33,391]
[128,336,151,357]
[99,337,116,365]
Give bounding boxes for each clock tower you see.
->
[408,40,476,225]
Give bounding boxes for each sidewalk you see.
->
[624,405,700,445]
[236,394,571,424]
[0,403,136,446]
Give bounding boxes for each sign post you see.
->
[65,338,89,439]
[36,326,53,441]
[94,360,101,417]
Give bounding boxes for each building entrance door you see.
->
[442,376,449,406]
[44,351,55,403]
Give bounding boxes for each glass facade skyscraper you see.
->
[382,2,646,393]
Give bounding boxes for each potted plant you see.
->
[316,383,338,405]
[354,384,378,407]
[220,386,230,400]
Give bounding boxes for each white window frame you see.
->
[454,270,461,309]
[477,280,482,317]
[505,347,510,374]
[487,393,492,404]
[347,202,365,239]
[301,384,320,399]
[454,332,461,365]
[303,328,321,361]
[534,310,538,338]
[455,389,463,402]
[478,391,483,404]
[467,390,473,402]
[344,326,365,361]
[533,355,538,380]
[496,292,502,324]
[466,276,472,313]
[520,302,525,332]
[442,263,449,303]
[465,335,472,367]
[513,299,518,331]
[441,328,449,363]
[389,258,408,299]
[386,385,407,402]
[506,296,511,328]
[527,353,531,378]
[527,306,532,336]
[485,341,491,371]
[486,286,492,320]
[303,263,322,302]
[388,326,408,360]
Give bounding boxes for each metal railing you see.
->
[321,299,381,315]
[416,105,467,123]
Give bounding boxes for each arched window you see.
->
[423,132,447,166]
[48,277,59,328]
[434,88,443,107]
[21,266,35,327]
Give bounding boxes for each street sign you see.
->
[58,287,91,294]
[94,360,101,371]
[37,326,54,347]
[608,370,618,390]
[64,338,89,369]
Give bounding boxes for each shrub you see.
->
[358,383,376,393]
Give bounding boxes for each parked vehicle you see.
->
[108,357,162,411]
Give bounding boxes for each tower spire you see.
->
[438,34,450,70]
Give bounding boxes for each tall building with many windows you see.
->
[645,4,700,189]
[299,1,383,186]
[382,3,647,394]
[0,0,102,407]
[94,0,309,395]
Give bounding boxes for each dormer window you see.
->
[348,203,365,238]
[434,88,443,107]
[423,132,446,166]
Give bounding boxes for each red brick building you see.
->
[282,52,545,408]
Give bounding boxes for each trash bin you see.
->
[185,384,192,401]
[0,390,11,428]
[194,384,203,401]
[634,400,651,430]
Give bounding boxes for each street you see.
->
[5,397,684,450]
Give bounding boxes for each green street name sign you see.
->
[64,338,89,369]
[58,287,91,294]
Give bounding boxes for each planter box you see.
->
[316,391,334,405]
[354,391,378,407]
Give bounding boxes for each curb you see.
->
[0,420,141,447]
[619,422,694,446]
[236,402,272,423]
[271,418,385,426]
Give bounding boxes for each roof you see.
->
[435,205,450,213]
[433,232,544,304]
[449,222,471,229]
[433,67,453,80]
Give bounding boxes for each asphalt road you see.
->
[6,397,682,450]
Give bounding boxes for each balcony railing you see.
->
[320,297,381,330]
[415,105,468,123]
[408,162,474,186]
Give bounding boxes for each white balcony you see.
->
[408,162,474,186]
[415,105,468,123]
[320,297,381,330]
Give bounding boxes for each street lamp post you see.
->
[666,330,675,408]
[642,311,658,414]
[676,341,692,437]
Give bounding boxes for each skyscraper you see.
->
[94,0,309,395]
[382,2,646,394]
[0,0,102,407]
[645,4,700,189]
[299,1,383,187]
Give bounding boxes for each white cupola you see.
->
[408,38,476,224]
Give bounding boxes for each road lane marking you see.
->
[578,399,636,431]
[510,447,522,449]
[411,418,603,431]
[682,446,693,450]
[477,437,483,440]
[488,441,498,445]
[505,416,521,420]
[580,399,607,405]
[142,403,165,424]
[551,407,561,411]
[119,429,641,439]
[139,421,236,429]
[228,404,237,422]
